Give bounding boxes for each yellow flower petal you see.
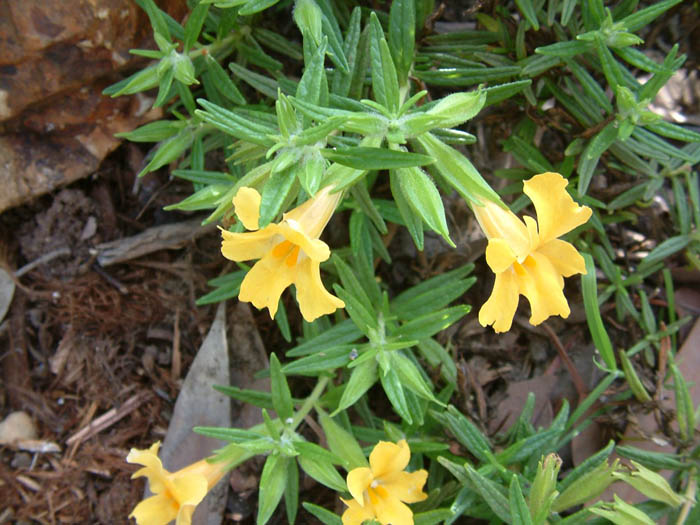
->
[239,251,295,318]
[370,486,415,525]
[479,269,520,333]
[171,472,208,507]
[284,185,342,238]
[294,258,345,322]
[485,239,518,274]
[518,253,570,325]
[473,200,530,258]
[347,467,373,506]
[341,497,376,525]
[220,226,279,262]
[369,440,410,480]
[128,442,167,494]
[277,221,331,262]
[523,172,592,243]
[175,504,196,525]
[232,186,261,231]
[538,239,587,277]
[380,470,428,504]
[129,493,179,525]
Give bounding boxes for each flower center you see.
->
[272,240,301,267]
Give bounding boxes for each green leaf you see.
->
[257,454,288,525]
[270,353,294,421]
[670,359,695,441]
[332,360,377,415]
[391,351,439,403]
[240,0,280,15]
[369,13,400,114]
[115,120,186,142]
[322,147,433,170]
[414,132,500,206]
[302,502,342,525]
[390,170,424,250]
[288,319,362,357]
[617,0,684,32]
[535,40,591,57]
[394,306,470,341]
[196,99,275,146]
[515,0,540,30]
[258,168,295,227]
[581,254,616,370]
[296,445,346,491]
[616,445,687,470]
[394,166,453,245]
[619,349,652,402]
[297,39,328,107]
[284,458,299,524]
[638,235,690,271]
[509,476,533,525]
[388,0,416,86]
[183,2,209,51]
[578,122,619,195]
[135,0,171,40]
[205,55,246,105]
[139,129,193,177]
[465,464,511,523]
[425,89,487,130]
[319,413,368,470]
[380,367,413,423]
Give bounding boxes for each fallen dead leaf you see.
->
[158,302,231,525]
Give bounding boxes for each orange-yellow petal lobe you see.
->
[485,239,518,274]
[277,222,331,262]
[518,253,570,326]
[369,440,410,480]
[175,505,196,525]
[523,172,592,243]
[538,239,587,277]
[473,200,530,258]
[370,485,415,525]
[479,269,520,333]
[220,226,279,262]
[347,467,373,505]
[128,442,167,494]
[232,186,261,231]
[239,251,295,318]
[381,470,428,504]
[294,258,345,322]
[130,493,179,525]
[340,497,376,525]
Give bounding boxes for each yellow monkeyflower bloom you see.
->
[127,442,227,525]
[341,440,428,525]
[475,172,592,333]
[221,185,345,322]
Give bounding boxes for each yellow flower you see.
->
[475,172,592,333]
[127,442,227,525]
[221,185,345,322]
[341,440,428,525]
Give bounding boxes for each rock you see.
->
[0,411,38,444]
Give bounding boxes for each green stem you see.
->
[291,375,330,429]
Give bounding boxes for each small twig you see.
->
[91,263,128,294]
[171,308,181,381]
[65,392,150,447]
[540,322,587,399]
[14,248,71,277]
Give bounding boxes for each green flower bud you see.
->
[552,459,621,512]
[613,461,688,507]
[589,494,656,525]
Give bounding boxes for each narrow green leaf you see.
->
[509,476,533,525]
[322,147,433,170]
[333,360,378,415]
[581,253,616,370]
[257,454,288,525]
